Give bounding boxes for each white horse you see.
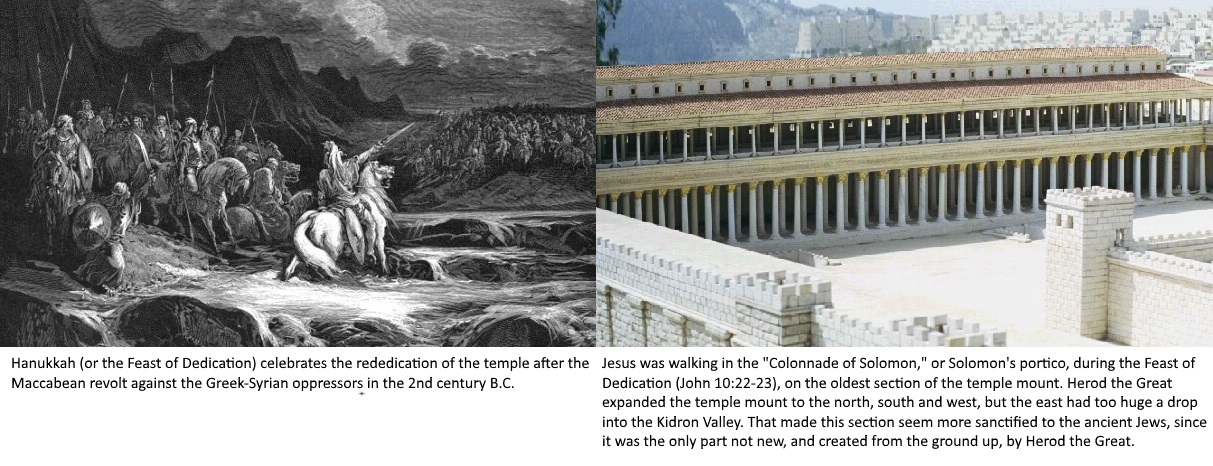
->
[280,161,396,280]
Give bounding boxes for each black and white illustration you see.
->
[0,0,597,347]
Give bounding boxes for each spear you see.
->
[36,53,47,112]
[203,66,214,125]
[248,96,262,152]
[115,73,128,112]
[169,67,176,122]
[149,70,157,123]
[52,44,74,119]
[3,87,9,156]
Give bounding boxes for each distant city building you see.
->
[928,7,1213,60]
[792,13,933,58]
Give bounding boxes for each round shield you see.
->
[72,203,112,252]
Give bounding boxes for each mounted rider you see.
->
[36,115,94,193]
[177,117,206,193]
[147,115,175,166]
[316,140,385,261]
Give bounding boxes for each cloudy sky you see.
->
[84,0,594,108]
[791,0,1210,16]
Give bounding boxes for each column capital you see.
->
[957,165,967,174]
[726,184,737,193]
[633,190,646,198]
[918,167,929,176]
[794,177,806,186]
[1031,158,1043,166]
[838,176,847,186]
[704,185,715,194]
[995,160,1006,169]
[750,180,763,189]
[1014,159,1023,167]
[898,168,909,176]
[816,175,828,184]
[610,193,621,201]
[658,188,669,197]
[878,171,889,180]
[680,186,692,195]
[976,162,987,170]
[938,164,949,171]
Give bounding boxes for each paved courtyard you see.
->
[803,198,1213,346]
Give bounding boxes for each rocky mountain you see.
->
[303,67,408,122]
[603,0,928,65]
[0,0,402,169]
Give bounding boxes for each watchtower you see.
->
[1043,187,1135,339]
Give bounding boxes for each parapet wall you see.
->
[810,310,1006,347]
[597,209,1007,347]
[1128,230,1213,262]
[1105,249,1213,346]
[1044,187,1213,346]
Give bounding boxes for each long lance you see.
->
[36,53,47,112]
[150,70,157,123]
[203,66,214,127]
[170,67,176,123]
[3,86,9,156]
[52,44,73,119]
[248,96,262,152]
[115,73,129,112]
[218,100,227,144]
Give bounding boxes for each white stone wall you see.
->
[1043,187,1136,339]
[597,209,1008,347]
[1127,230,1213,261]
[596,209,829,347]
[810,310,1006,347]
[1043,188,1213,346]
[1107,250,1213,346]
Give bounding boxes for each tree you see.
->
[597,0,622,66]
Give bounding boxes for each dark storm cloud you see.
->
[84,0,593,107]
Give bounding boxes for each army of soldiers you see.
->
[1,98,290,246]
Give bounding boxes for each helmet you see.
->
[111,182,130,197]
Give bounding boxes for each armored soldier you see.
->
[37,115,94,192]
[177,117,204,193]
[147,115,174,165]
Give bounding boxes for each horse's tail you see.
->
[292,215,339,278]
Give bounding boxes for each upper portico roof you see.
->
[596,46,1165,81]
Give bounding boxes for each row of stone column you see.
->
[598,98,1212,167]
[599,146,1210,243]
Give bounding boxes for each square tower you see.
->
[1044,187,1136,339]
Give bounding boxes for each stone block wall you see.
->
[1105,250,1213,346]
[1043,187,1136,339]
[597,209,1008,347]
[1128,230,1213,261]
[810,310,1007,347]
[596,210,830,347]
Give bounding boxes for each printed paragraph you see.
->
[598,354,1208,451]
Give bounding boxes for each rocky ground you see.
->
[0,205,595,347]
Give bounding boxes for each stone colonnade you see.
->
[597,146,1212,243]
[598,99,1212,167]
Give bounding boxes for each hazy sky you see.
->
[791,0,1211,16]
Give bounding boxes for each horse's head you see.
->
[280,160,301,184]
[373,162,396,189]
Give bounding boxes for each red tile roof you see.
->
[597,74,1212,123]
[597,46,1165,80]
